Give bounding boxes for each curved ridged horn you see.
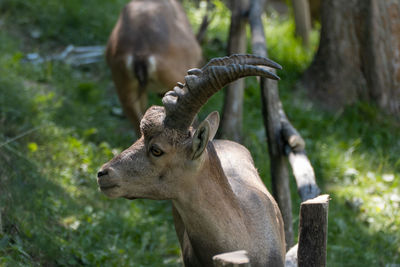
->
[202,54,282,70]
[162,54,282,131]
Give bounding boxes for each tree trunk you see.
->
[303,0,400,115]
[291,0,311,46]
[309,0,321,23]
[249,0,294,249]
[219,0,249,143]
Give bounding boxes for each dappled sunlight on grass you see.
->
[0,30,180,265]
[283,89,400,265]
[0,0,128,46]
[264,13,319,71]
[1,1,400,266]
[322,145,400,264]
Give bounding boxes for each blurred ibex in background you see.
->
[97,54,286,266]
[106,0,202,134]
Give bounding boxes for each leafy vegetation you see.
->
[1,1,399,266]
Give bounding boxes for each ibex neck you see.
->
[175,143,241,211]
[172,143,249,264]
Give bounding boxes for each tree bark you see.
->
[303,0,400,115]
[219,0,250,143]
[291,0,312,46]
[249,0,294,249]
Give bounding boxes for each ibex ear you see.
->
[204,111,220,141]
[191,111,220,160]
[191,120,210,160]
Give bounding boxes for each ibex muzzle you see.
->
[98,54,285,266]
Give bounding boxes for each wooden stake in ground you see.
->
[298,194,330,267]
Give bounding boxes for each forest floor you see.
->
[0,1,399,266]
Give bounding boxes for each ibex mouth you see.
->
[99,184,119,191]
[125,196,138,200]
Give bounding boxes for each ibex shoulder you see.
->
[212,139,268,195]
[212,139,253,160]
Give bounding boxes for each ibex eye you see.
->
[150,145,164,157]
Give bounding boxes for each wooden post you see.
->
[248,0,294,249]
[298,194,330,267]
[219,0,250,143]
[291,0,312,47]
[213,250,250,267]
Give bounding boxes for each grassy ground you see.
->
[1,1,399,266]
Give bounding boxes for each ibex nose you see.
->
[97,170,108,178]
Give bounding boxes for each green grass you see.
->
[1,1,400,266]
[0,0,127,46]
[0,29,180,266]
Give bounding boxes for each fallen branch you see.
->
[287,150,320,201]
[24,45,105,66]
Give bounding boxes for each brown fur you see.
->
[106,0,202,134]
[97,107,285,266]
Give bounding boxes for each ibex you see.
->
[97,54,285,266]
[106,0,202,134]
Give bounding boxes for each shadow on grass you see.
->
[0,140,180,266]
[0,63,180,266]
[0,145,82,265]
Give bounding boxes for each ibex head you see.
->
[97,54,281,200]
